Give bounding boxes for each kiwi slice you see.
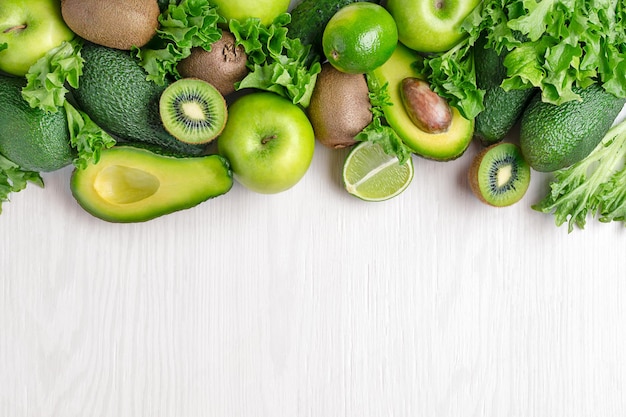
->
[159,78,227,145]
[468,142,531,207]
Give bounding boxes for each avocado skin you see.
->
[474,35,535,146]
[0,74,74,172]
[520,84,626,172]
[71,42,206,156]
[70,145,233,223]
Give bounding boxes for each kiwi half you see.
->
[159,78,227,145]
[468,142,531,207]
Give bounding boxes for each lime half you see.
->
[342,140,414,201]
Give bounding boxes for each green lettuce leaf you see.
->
[0,43,6,52]
[21,38,84,113]
[63,102,116,170]
[355,75,412,165]
[229,14,321,107]
[533,118,626,232]
[421,0,626,118]
[133,0,224,85]
[414,39,485,120]
[0,154,43,214]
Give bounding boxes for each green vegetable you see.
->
[229,13,321,107]
[21,38,84,113]
[533,117,626,232]
[63,101,116,170]
[15,38,115,169]
[355,74,412,165]
[0,154,43,215]
[414,35,484,120]
[133,0,225,85]
[420,0,626,119]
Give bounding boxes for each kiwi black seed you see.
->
[468,142,531,207]
[159,78,227,145]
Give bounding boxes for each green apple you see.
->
[218,92,315,194]
[211,0,291,26]
[386,0,480,53]
[0,0,74,76]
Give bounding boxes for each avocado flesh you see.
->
[71,146,233,222]
[370,42,474,161]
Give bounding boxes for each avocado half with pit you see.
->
[369,42,474,161]
[71,146,233,222]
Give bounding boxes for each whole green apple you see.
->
[218,92,315,194]
[211,0,291,26]
[0,0,74,76]
[386,0,481,53]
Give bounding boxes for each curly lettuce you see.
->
[0,154,43,215]
[21,38,83,113]
[420,0,626,118]
[229,13,321,107]
[18,38,115,169]
[533,117,626,232]
[355,74,412,165]
[63,102,116,170]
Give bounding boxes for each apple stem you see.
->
[261,135,277,145]
[3,24,27,34]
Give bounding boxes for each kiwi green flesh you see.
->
[469,143,530,207]
[159,78,227,145]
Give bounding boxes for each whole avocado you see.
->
[0,75,74,172]
[520,84,626,172]
[71,42,206,156]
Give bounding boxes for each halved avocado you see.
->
[71,146,233,222]
[369,42,475,161]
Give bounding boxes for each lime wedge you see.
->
[342,140,414,201]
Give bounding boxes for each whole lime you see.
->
[322,3,398,74]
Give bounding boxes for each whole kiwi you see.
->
[61,0,160,50]
[177,31,249,97]
[308,62,372,149]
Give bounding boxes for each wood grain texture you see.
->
[2,1,626,415]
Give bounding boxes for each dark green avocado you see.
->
[71,42,206,156]
[70,145,233,222]
[520,84,626,172]
[473,33,536,146]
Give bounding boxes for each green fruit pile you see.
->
[0,0,623,227]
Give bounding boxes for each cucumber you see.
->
[287,0,382,64]
[473,34,535,146]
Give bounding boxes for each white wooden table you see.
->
[2,1,626,415]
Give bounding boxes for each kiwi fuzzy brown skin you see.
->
[177,31,249,97]
[61,0,160,50]
[307,62,373,149]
